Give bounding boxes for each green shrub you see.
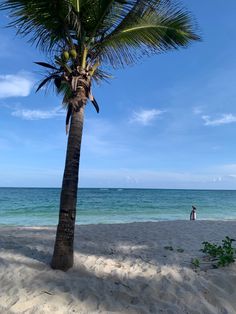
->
[201,236,236,267]
[191,258,200,268]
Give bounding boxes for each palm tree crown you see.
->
[1,0,199,115]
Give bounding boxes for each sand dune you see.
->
[0,221,236,313]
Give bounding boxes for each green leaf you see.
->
[97,0,200,67]
[0,0,79,51]
[36,74,59,92]
[34,62,58,70]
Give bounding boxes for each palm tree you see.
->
[0,0,200,271]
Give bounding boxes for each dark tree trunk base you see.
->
[51,251,73,271]
[51,213,76,271]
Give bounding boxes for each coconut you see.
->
[70,49,77,59]
[62,51,70,61]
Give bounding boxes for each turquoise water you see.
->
[0,188,236,226]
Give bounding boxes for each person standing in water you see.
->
[190,206,197,220]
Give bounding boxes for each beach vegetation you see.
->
[164,246,184,252]
[191,258,200,268]
[164,246,174,251]
[201,236,236,268]
[0,0,199,271]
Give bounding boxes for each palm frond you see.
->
[91,97,99,113]
[36,73,60,92]
[34,62,59,70]
[96,0,200,67]
[92,68,113,84]
[81,0,135,36]
[0,0,78,52]
[56,81,73,105]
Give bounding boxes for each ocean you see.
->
[0,188,236,226]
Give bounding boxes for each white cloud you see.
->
[193,106,203,115]
[212,176,222,182]
[79,168,233,189]
[12,107,64,120]
[228,175,236,179]
[0,72,34,99]
[218,164,236,173]
[202,113,236,126]
[131,109,164,125]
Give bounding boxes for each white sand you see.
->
[0,221,236,314]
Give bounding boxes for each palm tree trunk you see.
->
[51,97,85,271]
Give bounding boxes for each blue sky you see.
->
[0,1,236,189]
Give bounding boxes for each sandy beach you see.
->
[0,221,236,314]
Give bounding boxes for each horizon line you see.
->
[1,186,236,191]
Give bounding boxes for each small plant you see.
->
[201,241,221,257]
[191,258,200,268]
[164,246,173,251]
[201,236,236,268]
[163,246,184,253]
